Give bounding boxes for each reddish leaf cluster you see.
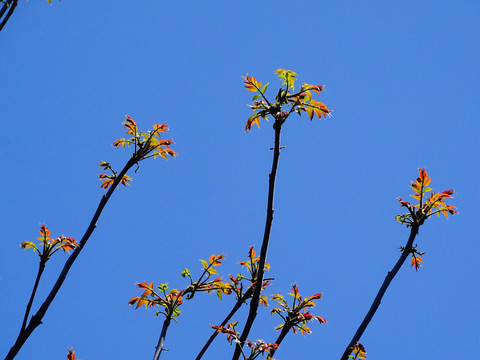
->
[211,322,239,344]
[399,245,425,271]
[66,349,77,360]
[271,284,326,335]
[130,248,324,358]
[98,116,177,190]
[396,169,457,270]
[348,342,367,359]
[243,69,331,131]
[229,246,271,305]
[238,246,271,277]
[129,254,232,319]
[211,322,278,359]
[128,282,184,319]
[245,339,279,358]
[97,161,132,190]
[185,254,233,300]
[113,115,177,160]
[396,168,457,227]
[410,247,424,271]
[411,253,424,270]
[21,224,78,262]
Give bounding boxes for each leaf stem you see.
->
[254,83,272,108]
[339,225,419,360]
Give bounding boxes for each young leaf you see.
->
[66,349,76,360]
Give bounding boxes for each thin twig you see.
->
[232,124,282,360]
[18,261,45,335]
[0,2,9,20]
[5,156,138,360]
[0,0,18,32]
[196,286,254,360]
[339,225,419,360]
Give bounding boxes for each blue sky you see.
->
[1,1,479,359]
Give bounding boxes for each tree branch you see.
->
[268,325,290,359]
[232,124,282,360]
[18,261,45,335]
[339,225,419,360]
[5,156,138,360]
[152,316,171,360]
[0,0,18,32]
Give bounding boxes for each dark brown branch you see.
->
[0,0,18,32]
[5,156,138,360]
[152,316,171,360]
[0,2,9,20]
[232,124,282,360]
[339,225,419,360]
[18,261,45,335]
[268,325,290,359]
[196,286,255,360]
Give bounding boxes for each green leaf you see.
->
[181,268,190,277]
[207,267,218,275]
[252,94,261,101]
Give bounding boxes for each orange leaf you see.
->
[418,168,431,186]
[39,224,51,238]
[209,254,223,266]
[20,241,37,251]
[153,123,168,133]
[136,299,147,309]
[137,282,153,290]
[411,255,423,270]
[66,348,76,360]
[120,174,132,187]
[113,138,128,148]
[163,148,178,157]
[124,115,137,135]
[101,178,114,189]
[310,99,331,119]
[243,74,261,92]
[245,114,261,132]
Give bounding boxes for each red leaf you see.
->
[66,348,76,360]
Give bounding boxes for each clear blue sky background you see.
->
[1,1,479,359]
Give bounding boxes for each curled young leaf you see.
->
[66,348,76,360]
[396,168,457,227]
